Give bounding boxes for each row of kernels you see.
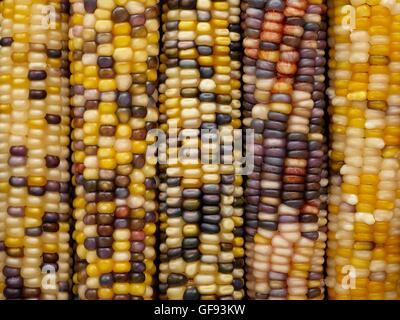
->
[198,0,221,300]
[69,0,87,298]
[157,0,169,300]
[6,0,32,300]
[0,1,5,299]
[229,0,245,300]
[0,0,7,300]
[44,0,71,300]
[0,0,15,300]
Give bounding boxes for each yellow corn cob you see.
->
[327,0,400,300]
[0,0,71,299]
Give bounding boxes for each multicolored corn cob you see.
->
[0,0,71,299]
[242,0,328,299]
[229,0,246,300]
[70,0,159,300]
[327,0,400,300]
[158,0,244,300]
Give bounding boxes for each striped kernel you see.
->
[326,0,400,300]
[158,0,244,300]
[0,0,71,299]
[242,0,328,299]
[70,0,159,300]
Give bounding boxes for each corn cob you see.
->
[158,0,244,300]
[242,0,328,299]
[0,0,71,299]
[326,0,400,300]
[70,0,159,300]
